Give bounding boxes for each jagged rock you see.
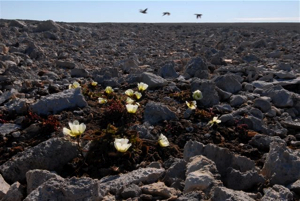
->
[70,68,89,78]
[35,20,62,32]
[186,155,219,176]
[0,138,79,183]
[0,89,18,105]
[184,57,209,79]
[184,170,220,193]
[274,70,296,79]
[242,54,260,63]
[0,123,21,137]
[1,182,25,201]
[262,85,294,108]
[213,74,243,94]
[288,179,300,195]
[0,174,10,199]
[30,88,87,115]
[230,95,247,107]
[253,97,272,112]
[131,124,155,140]
[121,184,142,199]
[211,186,255,201]
[249,134,284,150]
[252,39,267,48]
[191,79,219,107]
[183,141,255,177]
[158,61,178,79]
[141,182,180,199]
[9,20,27,28]
[56,60,76,69]
[144,101,177,125]
[26,169,64,194]
[176,191,203,201]
[24,177,103,201]
[141,72,167,89]
[262,142,300,185]
[5,98,28,115]
[267,50,282,58]
[214,104,233,113]
[281,121,300,130]
[225,167,265,190]
[215,87,232,101]
[261,185,293,201]
[120,57,139,73]
[98,168,165,194]
[239,115,263,132]
[162,158,186,187]
[24,42,44,60]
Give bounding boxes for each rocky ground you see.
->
[0,19,300,200]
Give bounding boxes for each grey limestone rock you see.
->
[0,123,21,137]
[0,138,79,183]
[158,61,179,79]
[249,134,284,150]
[230,95,247,107]
[213,74,242,94]
[144,101,177,125]
[71,68,89,78]
[183,140,255,177]
[288,179,300,195]
[211,186,255,201]
[0,174,10,199]
[30,88,87,115]
[162,158,187,186]
[261,185,293,201]
[262,85,294,108]
[24,177,103,201]
[141,182,180,199]
[121,184,142,199]
[191,79,219,107]
[1,182,25,201]
[262,142,300,185]
[225,167,265,191]
[35,20,62,32]
[56,60,76,69]
[26,169,64,194]
[184,57,209,79]
[98,168,165,194]
[253,97,272,112]
[141,72,167,89]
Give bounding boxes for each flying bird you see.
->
[195,14,202,19]
[163,12,170,16]
[140,8,148,14]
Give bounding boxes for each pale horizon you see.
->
[0,0,299,23]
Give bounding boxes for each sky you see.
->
[0,0,299,23]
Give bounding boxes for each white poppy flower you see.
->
[125,89,134,96]
[126,104,138,113]
[126,97,135,104]
[63,120,86,137]
[98,97,108,104]
[69,81,81,89]
[105,86,114,94]
[137,82,148,91]
[192,90,203,100]
[91,81,98,86]
[114,138,132,152]
[186,101,197,110]
[207,116,221,127]
[134,91,142,100]
[158,134,169,147]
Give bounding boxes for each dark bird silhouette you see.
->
[140,8,148,14]
[163,12,170,16]
[195,14,202,19]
